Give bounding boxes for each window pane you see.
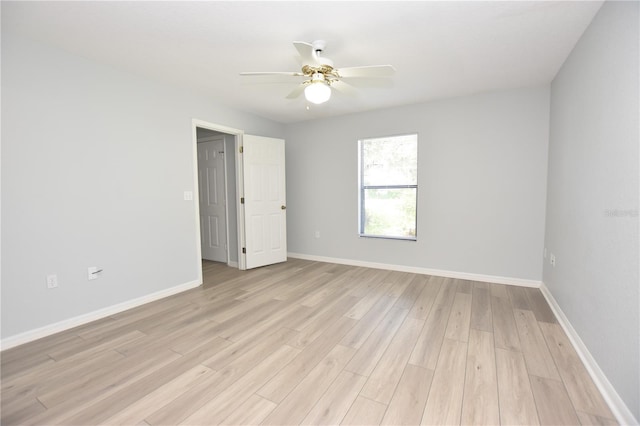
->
[363,188,416,238]
[362,135,417,186]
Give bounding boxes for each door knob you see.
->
[281,205,287,210]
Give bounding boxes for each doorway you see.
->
[197,134,227,263]
[195,123,240,267]
[192,120,287,273]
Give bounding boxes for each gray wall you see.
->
[1,33,284,340]
[285,86,550,281]
[544,1,639,419]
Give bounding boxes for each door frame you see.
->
[191,119,247,272]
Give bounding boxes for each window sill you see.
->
[359,234,417,242]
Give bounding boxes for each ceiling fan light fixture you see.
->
[240,40,395,106]
[304,80,331,104]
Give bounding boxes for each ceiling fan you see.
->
[240,40,395,105]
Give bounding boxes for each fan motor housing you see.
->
[302,64,338,79]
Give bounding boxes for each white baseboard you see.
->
[287,252,541,288]
[1,279,202,351]
[227,261,239,268]
[540,282,638,426]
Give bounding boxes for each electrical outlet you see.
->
[314,231,320,238]
[46,274,58,289]
[550,254,556,267]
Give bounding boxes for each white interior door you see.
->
[242,135,287,269]
[198,139,228,263]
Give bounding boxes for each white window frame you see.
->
[358,134,418,241]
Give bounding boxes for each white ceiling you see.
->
[3,1,603,124]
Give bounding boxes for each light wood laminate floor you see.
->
[1,259,616,425]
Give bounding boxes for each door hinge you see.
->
[242,247,246,254]
[240,197,244,204]
[239,146,243,154]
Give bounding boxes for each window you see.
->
[358,134,418,240]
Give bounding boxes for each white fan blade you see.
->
[337,65,396,78]
[240,71,305,76]
[331,80,357,97]
[286,84,305,99]
[341,78,394,89]
[293,41,320,66]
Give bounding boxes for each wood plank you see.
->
[344,280,394,320]
[1,349,126,422]
[274,270,344,304]
[113,321,207,357]
[56,336,232,425]
[298,272,352,307]
[300,371,367,425]
[144,370,224,425]
[470,285,493,332]
[147,329,297,425]
[221,299,303,344]
[99,365,214,425]
[495,348,539,425]
[576,411,618,425]
[345,268,391,299]
[530,375,581,425]
[444,292,471,342]
[359,317,424,404]
[219,394,276,426]
[1,331,82,378]
[407,275,442,320]
[179,345,301,425]
[80,302,198,342]
[421,339,467,425]
[261,344,355,425]
[47,329,146,361]
[381,364,433,425]
[507,286,531,310]
[258,316,357,403]
[461,329,499,425]
[490,283,509,299]
[539,322,613,418]
[513,308,560,380]
[35,347,182,409]
[344,307,408,377]
[525,288,558,323]
[288,291,349,332]
[202,326,297,371]
[0,396,47,425]
[455,279,473,294]
[2,344,126,399]
[383,271,415,301]
[288,295,359,349]
[216,299,287,341]
[340,396,387,426]
[409,279,457,369]
[394,274,428,310]
[22,349,182,425]
[138,302,222,335]
[491,295,521,351]
[340,295,398,349]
